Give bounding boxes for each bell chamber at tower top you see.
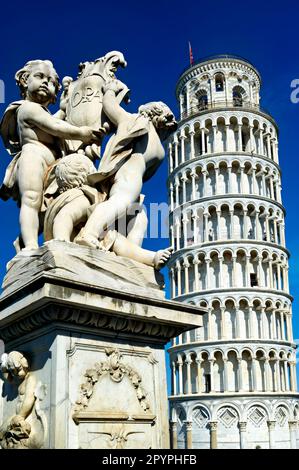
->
[176,56,264,121]
[168,57,278,173]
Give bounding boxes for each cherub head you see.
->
[138,101,177,138]
[1,351,29,381]
[55,154,97,193]
[15,60,61,105]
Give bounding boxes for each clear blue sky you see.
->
[0,1,298,364]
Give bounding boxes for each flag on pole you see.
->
[188,41,194,65]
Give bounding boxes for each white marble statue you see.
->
[0,351,47,449]
[75,79,177,248]
[0,59,104,251]
[0,53,176,270]
[44,153,172,269]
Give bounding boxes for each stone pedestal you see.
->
[0,241,204,449]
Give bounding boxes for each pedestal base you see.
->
[0,242,204,449]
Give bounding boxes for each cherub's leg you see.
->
[112,232,172,269]
[52,196,90,242]
[78,166,143,246]
[17,156,45,250]
[126,204,148,247]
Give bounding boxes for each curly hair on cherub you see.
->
[0,351,29,380]
[15,59,61,100]
[138,101,177,131]
[55,154,97,193]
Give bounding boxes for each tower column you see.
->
[223,358,228,390]
[261,307,267,338]
[215,167,220,194]
[265,359,271,391]
[252,167,257,194]
[192,212,200,244]
[201,128,205,155]
[239,422,247,449]
[185,421,193,449]
[238,123,243,151]
[193,258,200,291]
[172,361,177,395]
[169,142,173,173]
[267,421,276,449]
[227,165,232,193]
[221,306,226,339]
[176,260,182,296]
[204,213,209,242]
[207,307,213,340]
[191,170,197,200]
[209,422,218,449]
[209,359,215,391]
[243,210,248,239]
[289,422,297,449]
[216,209,221,240]
[180,135,186,164]
[212,125,217,153]
[232,256,237,287]
[196,359,203,393]
[190,131,195,159]
[230,209,235,239]
[284,360,290,391]
[175,179,179,207]
[237,358,243,391]
[258,128,263,154]
[183,259,190,294]
[169,183,174,212]
[218,256,224,288]
[178,360,183,394]
[249,125,255,152]
[181,175,187,204]
[174,140,179,167]
[205,258,211,290]
[269,259,273,289]
[186,359,191,394]
[170,421,178,449]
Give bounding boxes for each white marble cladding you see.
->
[170,395,299,449]
[169,342,296,395]
[168,111,278,174]
[176,58,261,120]
[167,56,299,449]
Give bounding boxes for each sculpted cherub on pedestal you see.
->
[0,60,103,251]
[0,351,47,449]
[43,153,172,269]
[0,52,176,271]
[75,79,177,252]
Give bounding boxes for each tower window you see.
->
[215,74,224,92]
[233,85,246,107]
[250,273,258,287]
[196,89,208,110]
[204,374,211,393]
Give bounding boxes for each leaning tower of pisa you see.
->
[167,54,299,449]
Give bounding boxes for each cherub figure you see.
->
[0,60,103,250]
[0,351,46,449]
[43,153,172,269]
[75,79,177,249]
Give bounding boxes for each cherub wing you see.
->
[0,101,24,156]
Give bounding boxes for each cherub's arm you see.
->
[143,155,164,182]
[102,81,130,127]
[18,102,98,143]
[53,109,66,120]
[17,374,36,419]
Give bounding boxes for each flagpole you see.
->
[188,41,194,65]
